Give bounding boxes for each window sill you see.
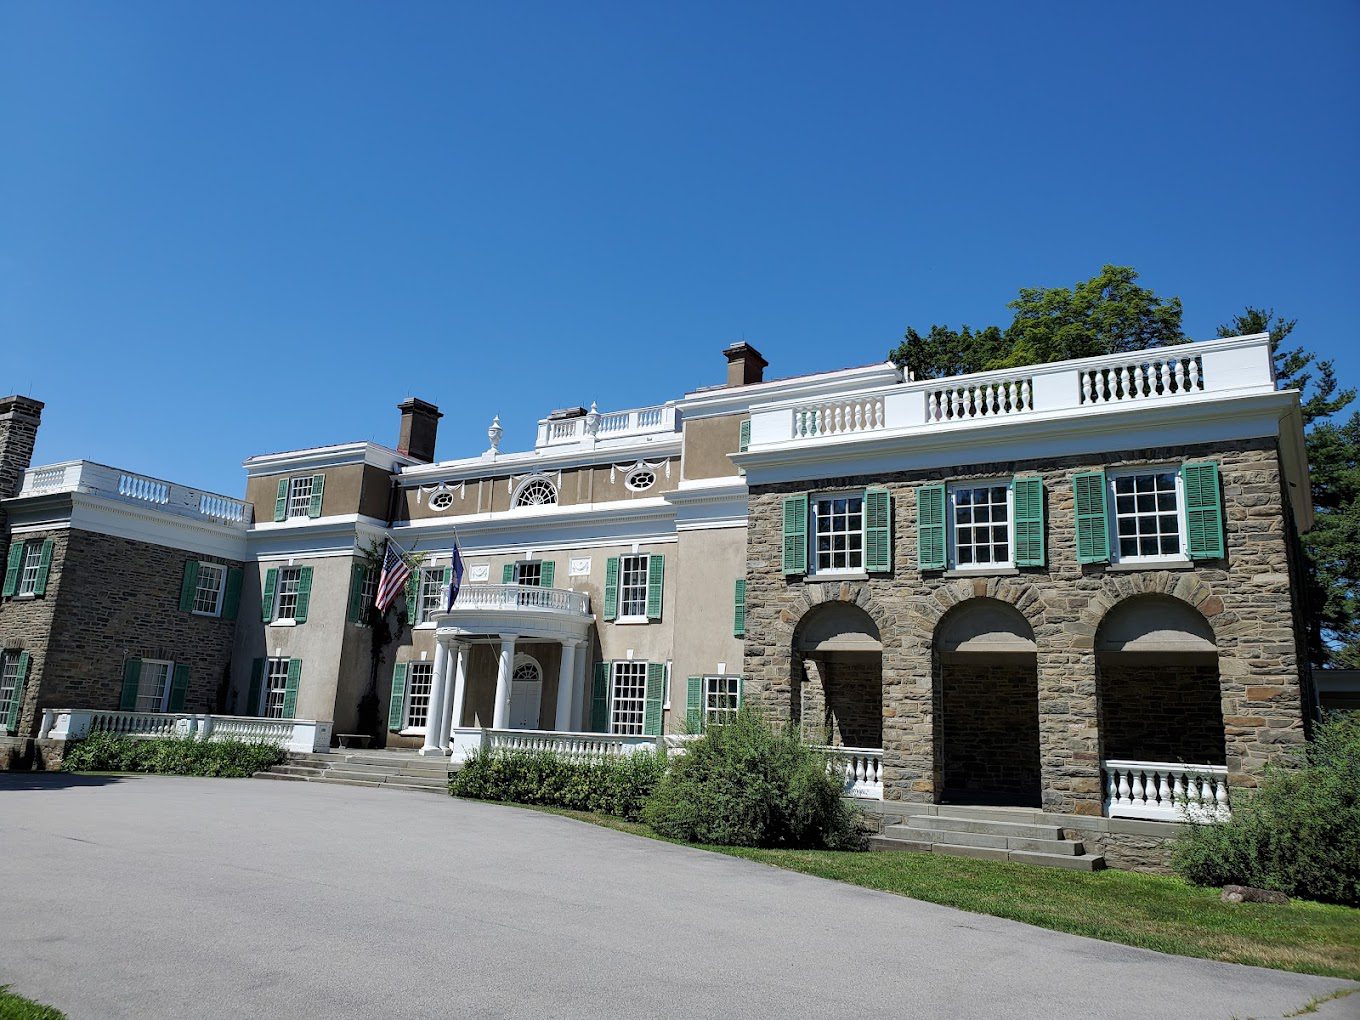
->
[1106,560,1195,573]
[414,622,437,630]
[399,727,428,737]
[613,617,650,626]
[12,593,38,601]
[944,567,1019,578]
[269,619,297,628]
[807,572,869,582]
[191,609,223,619]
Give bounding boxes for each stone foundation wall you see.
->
[743,436,1310,815]
[937,657,1041,806]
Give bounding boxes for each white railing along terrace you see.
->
[449,726,658,763]
[1104,760,1230,822]
[449,583,591,616]
[812,745,884,800]
[38,709,332,754]
[536,404,677,447]
[17,460,253,527]
[747,334,1275,451]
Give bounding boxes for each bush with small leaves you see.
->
[448,747,665,822]
[60,733,287,778]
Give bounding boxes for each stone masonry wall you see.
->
[800,654,882,746]
[937,657,1041,806]
[1098,660,1226,765]
[0,530,63,768]
[743,436,1309,816]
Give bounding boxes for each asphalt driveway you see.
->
[0,774,1354,1020]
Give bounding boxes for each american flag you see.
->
[374,539,413,613]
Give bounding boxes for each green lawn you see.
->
[0,986,66,1020]
[512,804,1360,982]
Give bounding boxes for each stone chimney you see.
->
[724,342,768,387]
[0,395,44,557]
[396,397,442,463]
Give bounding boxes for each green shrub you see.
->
[449,748,665,821]
[643,709,866,850]
[1172,714,1360,906]
[60,733,287,778]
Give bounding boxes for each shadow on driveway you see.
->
[0,772,128,791]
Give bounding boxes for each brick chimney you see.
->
[724,342,768,387]
[396,397,442,463]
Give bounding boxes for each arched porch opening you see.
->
[933,598,1041,807]
[792,602,882,748]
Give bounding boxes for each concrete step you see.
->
[309,776,386,789]
[380,778,449,794]
[909,814,1064,841]
[1008,850,1105,872]
[931,805,1045,824]
[252,771,305,781]
[883,824,1084,855]
[381,775,447,789]
[931,843,1012,862]
[270,764,331,778]
[867,835,933,853]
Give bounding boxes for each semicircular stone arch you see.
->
[1076,572,1235,651]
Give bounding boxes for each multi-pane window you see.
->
[1112,471,1184,561]
[405,663,434,729]
[610,661,648,735]
[812,495,863,573]
[704,676,740,725]
[192,563,226,616]
[274,567,302,621]
[950,484,1012,569]
[618,555,649,620]
[135,660,173,713]
[264,658,290,718]
[514,561,542,587]
[0,650,21,723]
[416,567,444,624]
[286,476,314,518]
[18,542,44,596]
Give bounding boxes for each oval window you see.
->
[429,490,454,511]
[625,469,656,492]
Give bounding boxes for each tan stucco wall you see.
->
[670,525,747,716]
[245,464,375,521]
[682,414,745,481]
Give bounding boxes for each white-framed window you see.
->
[514,561,542,586]
[360,567,378,614]
[625,468,655,492]
[416,567,444,625]
[135,659,174,713]
[18,542,44,596]
[703,675,740,725]
[0,650,22,722]
[948,481,1013,570]
[274,566,302,622]
[1110,468,1187,563]
[264,657,291,718]
[192,562,227,616]
[610,660,648,735]
[811,493,864,574]
[618,554,650,622]
[286,476,314,519]
[429,490,455,511]
[513,476,558,508]
[404,662,434,730]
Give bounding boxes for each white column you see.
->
[420,639,450,755]
[491,633,517,730]
[571,643,590,730]
[438,641,465,748]
[554,640,579,732]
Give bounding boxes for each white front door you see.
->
[508,680,541,730]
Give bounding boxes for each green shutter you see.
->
[916,484,946,570]
[347,563,367,624]
[223,568,243,620]
[738,418,751,452]
[590,662,610,732]
[864,487,892,572]
[3,651,29,730]
[32,539,54,595]
[168,664,190,711]
[2,541,24,597]
[646,554,665,621]
[274,478,289,522]
[686,676,703,733]
[307,474,325,518]
[120,659,141,710]
[539,561,555,588]
[282,659,301,718]
[261,568,278,622]
[179,560,200,613]
[248,659,264,715]
[782,495,808,575]
[388,662,409,730]
[502,563,515,584]
[293,566,313,623]
[643,662,664,737]
[1073,471,1110,564]
[1183,462,1225,560]
[733,579,746,637]
[603,557,620,621]
[1012,477,1046,567]
[404,571,420,622]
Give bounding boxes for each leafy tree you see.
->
[1217,309,1359,667]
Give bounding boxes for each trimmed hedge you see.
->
[1172,714,1360,906]
[645,709,866,850]
[60,733,287,778]
[449,748,665,821]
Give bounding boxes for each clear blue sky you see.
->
[3,2,1357,498]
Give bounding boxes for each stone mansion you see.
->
[0,333,1318,867]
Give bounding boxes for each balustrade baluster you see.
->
[1130,770,1146,806]
[1157,771,1171,808]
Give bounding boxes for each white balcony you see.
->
[16,461,253,527]
[535,403,677,448]
[437,583,593,643]
[38,708,332,754]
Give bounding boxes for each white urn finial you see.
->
[584,401,600,437]
[486,415,503,455]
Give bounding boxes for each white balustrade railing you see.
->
[39,709,332,754]
[450,726,658,763]
[925,375,1034,423]
[536,404,676,447]
[551,419,580,440]
[17,461,253,527]
[449,583,590,616]
[1104,760,1230,822]
[29,466,68,489]
[812,745,884,799]
[791,397,886,438]
[1079,354,1203,407]
[198,492,250,522]
[118,472,170,504]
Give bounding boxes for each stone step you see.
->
[252,771,305,781]
[309,776,386,789]
[1008,850,1105,872]
[867,835,933,853]
[270,764,331,778]
[930,805,1046,824]
[882,825,1083,855]
[379,778,449,794]
[382,775,447,789]
[908,814,1065,841]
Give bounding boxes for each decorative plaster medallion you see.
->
[568,557,592,577]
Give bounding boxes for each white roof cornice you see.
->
[243,442,417,476]
[397,436,682,485]
[678,362,902,419]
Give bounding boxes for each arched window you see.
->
[512,657,542,683]
[513,477,558,508]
